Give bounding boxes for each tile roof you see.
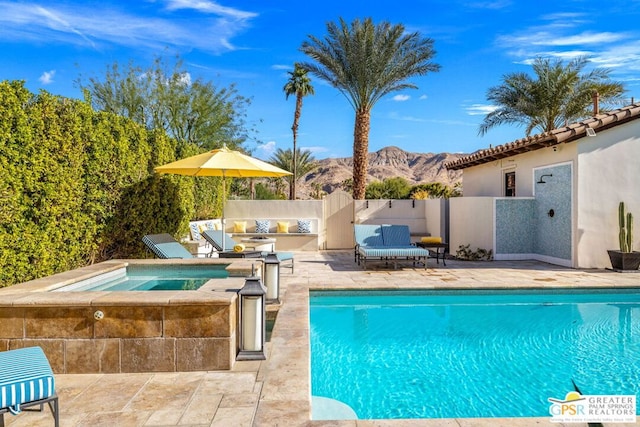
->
[445,103,640,170]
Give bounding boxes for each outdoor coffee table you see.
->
[217,250,262,258]
[241,237,277,252]
[415,242,449,266]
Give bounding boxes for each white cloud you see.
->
[0,1,257,53]
[540,12,586,21]
[272,64,291,71]
[177,72,191,86]
[163,0,257,19]
[464,0,511,10]
[256,141,276,158]
[302,146,329,154]
[387,111,424,122]
[497,31,627,50]
[465,104,498,116]
[494,16,640,79]
[392,94,410,102]
[419,94,428,100]
[39,70,55,84]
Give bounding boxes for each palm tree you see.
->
[283,63,315,200]
[479,56,625,136]
[269,148,318,197]
[300,17,440,199]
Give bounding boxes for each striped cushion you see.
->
[354,224,384,247]
[0,347,55,414]
[189,223,202,240]
[154,242,194,259]
[381,224,412,246]
[359,246,429,258]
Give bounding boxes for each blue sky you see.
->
[1,1,639,160]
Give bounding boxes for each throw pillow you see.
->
[189,223,201,240]
[255,219,270,234]
[212,219,222,230]
[233,221,247,233]
[421,236,442,244]
[297,219,311,233]
[276,221,289,233]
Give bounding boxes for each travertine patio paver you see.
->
[4,251,639,427]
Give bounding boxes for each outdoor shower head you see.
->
[537,174,553,184]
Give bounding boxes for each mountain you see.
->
[298,146,465,198]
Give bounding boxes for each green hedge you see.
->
[0,81,217,287]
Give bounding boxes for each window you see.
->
[504,171,516,197]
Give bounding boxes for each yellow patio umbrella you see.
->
[155,145,292,251]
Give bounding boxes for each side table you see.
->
[415,242,449,266]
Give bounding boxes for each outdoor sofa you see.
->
[354,224,429,270]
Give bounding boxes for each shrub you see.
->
[0,81,196,286]
[455,244,493,261]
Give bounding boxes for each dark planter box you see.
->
[607,250,640,271]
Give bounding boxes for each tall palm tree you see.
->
[300,17,440,199]
[283,63,314,200]
[269,148,318,197]
[479,56,625,136]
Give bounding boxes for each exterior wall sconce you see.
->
[237,275,266,360]
[537,174,553,184]
[388,200,392,208]
[365,200,369,209]
[412,199,416,208]
[263,253,280,304]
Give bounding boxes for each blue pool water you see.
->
[310,289,640,419]
[56,264,229,291]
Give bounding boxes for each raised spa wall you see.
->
[0,259,259,374]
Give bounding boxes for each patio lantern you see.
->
[237,275,266,360]
[263,253,281,304]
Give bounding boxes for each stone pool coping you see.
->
[0,258,260,306]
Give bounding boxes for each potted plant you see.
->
[607,202,640,271]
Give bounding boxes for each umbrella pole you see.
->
[222,174,226,252]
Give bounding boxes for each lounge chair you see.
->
[354,224,429,270]
[201,230,294,273]
[142,233,195,259]
[0,346,59,427]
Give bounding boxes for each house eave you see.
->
[445,103,640,171]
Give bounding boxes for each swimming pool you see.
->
[54,264,229,291]
[310,289,640,419]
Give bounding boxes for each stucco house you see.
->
[445,103,640,269]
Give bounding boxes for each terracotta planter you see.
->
[607,250,640,271]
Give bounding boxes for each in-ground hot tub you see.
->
[0,258,259,374]
[53,263,230,291]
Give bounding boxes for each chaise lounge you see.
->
[0,346,59,427]
[354,224,429,270]
[142,233,196,259]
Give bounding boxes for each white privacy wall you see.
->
[449,197,495,254]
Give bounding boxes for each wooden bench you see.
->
[0,347,59,427]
